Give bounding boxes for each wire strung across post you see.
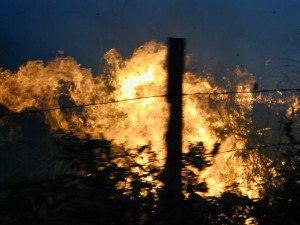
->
[0,88,299,117]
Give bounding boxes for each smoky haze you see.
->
[0,0,300,86]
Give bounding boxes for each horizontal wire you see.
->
[78,141,299,171]
[0,94,168,117]
[0,88,299,118]
[102,142,300,164]
[183,88,300,96]
[209,141,300,156]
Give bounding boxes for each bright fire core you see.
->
[0,41,298,199]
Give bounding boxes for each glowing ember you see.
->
[0,40,299,199]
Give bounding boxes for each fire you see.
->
[120,66,155,99]
[0,40,298,199]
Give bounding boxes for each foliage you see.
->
[1,132,299,225]
[254,147,300,224]
[0,134,158,225]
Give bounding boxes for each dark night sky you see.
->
[1,0,300,88]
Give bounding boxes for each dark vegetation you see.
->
[0,125,299,225]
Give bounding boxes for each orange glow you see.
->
[0,40,298,199]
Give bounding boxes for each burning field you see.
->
[1,40,299,224]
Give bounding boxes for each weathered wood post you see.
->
[161,37,185,224]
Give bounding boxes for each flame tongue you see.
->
[0,40,296,198]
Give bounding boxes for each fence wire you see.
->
[0,88,299,117]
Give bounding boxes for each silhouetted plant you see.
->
[1,129,299,225]
[252,116,300,224]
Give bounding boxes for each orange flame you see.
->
[0,40,298,199]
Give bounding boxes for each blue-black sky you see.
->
[1,0,300,87]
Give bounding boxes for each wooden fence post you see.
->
[161,37,185,224]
